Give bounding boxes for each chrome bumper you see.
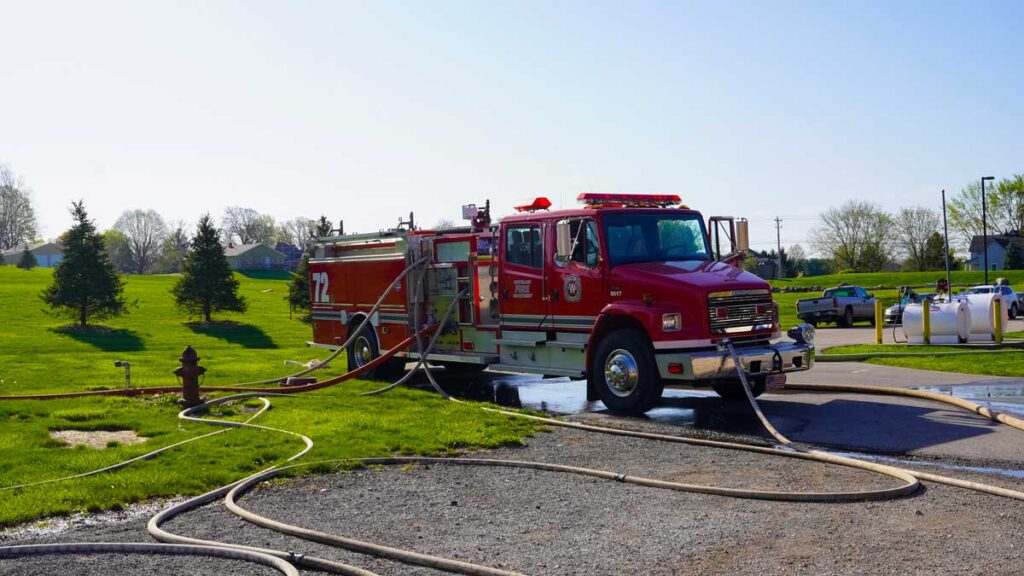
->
[655,341,814,381]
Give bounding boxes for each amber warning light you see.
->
[577,193,683,208]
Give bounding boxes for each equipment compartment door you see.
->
[499,222,551,330]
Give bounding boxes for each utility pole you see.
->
[982,176,994,284]
[942,189,951,294]
[774,217,783,279]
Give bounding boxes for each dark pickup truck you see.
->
[796,286,877,327]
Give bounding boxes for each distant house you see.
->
[1,242,64,267]
[968,233,1024,271]
[224,244,286,271]
[274,242,304,271]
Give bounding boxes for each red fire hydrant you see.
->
[175,345,206,408]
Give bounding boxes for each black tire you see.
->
[712,376,767,402]
[346,327,406,381]
[838,307,854,328]
[590,329,663,414]
[1011,303,1018,320]
[440,362,488,374]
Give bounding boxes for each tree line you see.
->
[0,163,330,274]
[797,175,1023,275]
[11,196,332,329]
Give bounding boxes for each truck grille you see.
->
[708,290,774,334]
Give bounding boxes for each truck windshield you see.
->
[603,213,711,266]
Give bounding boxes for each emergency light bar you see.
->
[577,193,683,208]
[513,197,553,212]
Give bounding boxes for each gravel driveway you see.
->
[3,411,1023,576]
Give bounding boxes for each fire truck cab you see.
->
[308,193,814,414]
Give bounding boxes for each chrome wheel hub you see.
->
[604,349,639,397]
[354,336,373,367]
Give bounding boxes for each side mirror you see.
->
[555,220,572,264]
[735,218,749,252]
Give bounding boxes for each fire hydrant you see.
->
[175,345,206,408]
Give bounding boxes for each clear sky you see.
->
[1,0,1021,254]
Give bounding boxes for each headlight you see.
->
[662,313,682,332]
[787,323,815,346]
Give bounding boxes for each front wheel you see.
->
[591,329,663,414]
[1011,303,1018,320]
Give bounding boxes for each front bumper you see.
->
[655,340,814,381]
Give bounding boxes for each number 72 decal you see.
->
[312,272,330,303]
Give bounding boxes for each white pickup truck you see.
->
[796,285,878,327]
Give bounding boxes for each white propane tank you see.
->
[902,300,970,344]
[961,293,1009,342]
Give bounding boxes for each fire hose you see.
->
[6,280,1024,574]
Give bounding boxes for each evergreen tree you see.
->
[1005,242,1024,270]
[16,247,37,270]
[314,215,333,237]
[173,215,247,322]
[288,254,311,313]
[41,201,127,326]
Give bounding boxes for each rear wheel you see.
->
[838,307,854,328]
[591,329,663,414]
[712,376,767,402]
[346,328,406,381]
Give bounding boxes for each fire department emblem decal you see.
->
[564,275,582,303]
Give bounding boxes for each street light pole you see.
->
[982,176,995,284]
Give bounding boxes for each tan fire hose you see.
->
[7,323,1024,574]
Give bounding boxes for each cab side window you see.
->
[567,219,600,268]
[506,225,542,268]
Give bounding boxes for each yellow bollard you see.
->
[994,298,1003,344]
[874,300,883,344]
[922,298,931,345]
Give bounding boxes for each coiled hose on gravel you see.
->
[7,323,1024,574]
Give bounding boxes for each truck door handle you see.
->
[552,289,559,301]
[502,289,508,301]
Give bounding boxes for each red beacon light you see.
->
[577,193,684,208]
[513,197,553,212]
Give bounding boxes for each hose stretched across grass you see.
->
[8,316,1024,574]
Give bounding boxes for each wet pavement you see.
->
[410,364,1024,468]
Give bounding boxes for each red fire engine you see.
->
[308,193,814,414]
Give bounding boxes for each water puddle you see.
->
[914,382,1024,418]
[411,369,774,433]
[830,450,1024,481]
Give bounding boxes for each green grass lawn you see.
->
[0,266,535,527]
[820,343,1024,377]
[769,270,1024,291]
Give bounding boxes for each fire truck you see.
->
[308,194,814,414]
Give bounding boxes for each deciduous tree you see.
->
[0,164,38,250]
[41,201,127,326]
[222,206,275,245]
[103,230,134,273]
[173,215,247,322]
[895,206,941,272]
[810,201,894,272]
[155,221,191,273]
[114,209,167,274]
